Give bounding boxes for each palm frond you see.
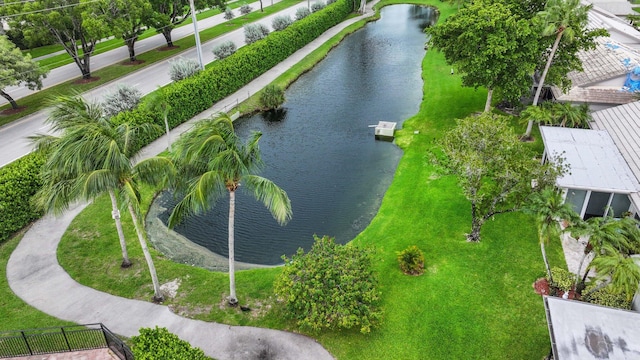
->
[243,175,292,225]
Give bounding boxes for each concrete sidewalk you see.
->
[6,3,378,359]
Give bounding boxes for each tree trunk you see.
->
[484,88,493,113]
[260,0,263,11]
[227,190,238,306]
[164,112,172,152]
[467,203,482,242]
[128,204,163,302]
[109,190,131,268]
[525,30,563,137]
[541,240,553,284]
[359,0,366,13]
[575,249,591,286]
[80,53,92,79]
[0,90,19,109]
[162,29,174,47]
[125,37,137,62]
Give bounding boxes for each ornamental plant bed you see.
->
[533,278,580,300]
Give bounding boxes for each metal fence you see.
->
[0,323,133,359]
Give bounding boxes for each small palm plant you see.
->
[397,245,425,275]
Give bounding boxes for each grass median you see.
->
[5,0,563,358]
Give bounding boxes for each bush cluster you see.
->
[583,284,632,310]
[224,7,234,20]
[132,327,211,360]
[311,2,325,12]
[396,245,425,275]
[212,40,237,60]
[1,0,352,245]
[272,14,293,31]
[259,84,285,109]
[244,23,270,45]
[239,4,252,15]
[295,7,311,20]
[102,84,142,118]
[548,267,574,292]
[274,235,382,334]
[168,57,201,82]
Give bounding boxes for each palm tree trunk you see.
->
[128,204,163,302]
[575,250,590,287]
[484,88,493,113]
[227,190,238,306]
[541,240,554,284]
[525,30,564,137]
[109,190,131,268]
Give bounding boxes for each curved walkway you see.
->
[6,3,379,360]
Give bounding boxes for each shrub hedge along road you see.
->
[0,0,352,245]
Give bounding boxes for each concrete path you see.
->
[6,3,378,359]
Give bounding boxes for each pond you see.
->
[149,5,438,266]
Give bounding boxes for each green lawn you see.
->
[3,0,565,358]
[0,0,304,127]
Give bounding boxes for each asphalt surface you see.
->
[6,3,379,359]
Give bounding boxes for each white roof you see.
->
[544,296,640,360]
[540,126,640,193]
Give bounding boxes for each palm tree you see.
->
[524,187,579,284]
[584,243,640,301]
[574,215,640,291]
[32,94,169,301]
[552,102,591,128]
[524,0,591,138]
[168,113,292,306]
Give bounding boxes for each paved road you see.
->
[0,1,306,167]
[6,4,379,358]
[0,0,287,106]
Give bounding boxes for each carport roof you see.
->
[540,126,639,193]
[544,296,640,360]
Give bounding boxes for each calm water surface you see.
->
[155,5,438,265]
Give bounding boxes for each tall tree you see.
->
[168,113,292,305]
[440,113,564,242]
[149,0,224,48]
[428,0,540,112]
[31,94,169,301]
[524,0,594,137]
[92,0,152,62]
[0,36,49,109]
[524,187,579,284]
[1,0,110,79]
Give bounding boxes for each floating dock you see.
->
[374,121,397,140]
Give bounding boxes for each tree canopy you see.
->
[427,0,540,111]
[0,36,48,109]
[1,0,110,79]
[440,113,565,242]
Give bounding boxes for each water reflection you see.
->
[153,5,438,265]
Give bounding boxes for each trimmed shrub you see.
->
[548,267,574,292]
[239,4,252,15]
[212,40,237,60]
[396,245,425,275]
[295,6,311,20]
[275,235,382,334]
[102,84,142,118]
[259,84,285,109]
[223,7,234,20]
[0,153,45,244]
[583,284,632,310]
[272,14,293,31]
[132,327,211,360]
[244,23,270,44]
[311,1,325,12]
[168,57,201,82]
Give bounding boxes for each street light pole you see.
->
[189,0,205,70]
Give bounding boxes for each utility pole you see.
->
[189,0,205,70]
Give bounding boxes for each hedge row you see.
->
[0,0,354,245]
